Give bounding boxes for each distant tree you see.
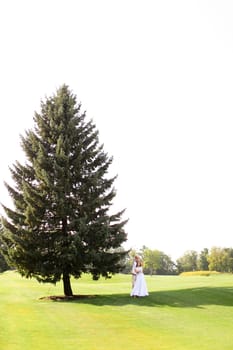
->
[197,248,209,271]
[0,252,9,272]
[0,224,9,272]
[208,247,233,272]
[176,250,198,273]
[0,85,128,296]
[143,249,161,275]
[156,253,177,275]
[141,248,176,275]
[224,248,233,272]
[139,245,149,258]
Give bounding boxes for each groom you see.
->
[131,255,140,287]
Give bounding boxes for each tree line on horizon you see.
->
[122,246,233,275]
[2,244,233,276]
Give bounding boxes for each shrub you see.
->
[179,270,220,277]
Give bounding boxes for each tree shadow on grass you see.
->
[41,286,233,308]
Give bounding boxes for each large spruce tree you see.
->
[0,85,127,296]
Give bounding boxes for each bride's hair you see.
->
[137,258,143,267]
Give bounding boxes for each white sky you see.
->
[1,0,233,260]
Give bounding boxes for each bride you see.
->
[130,257,149,297]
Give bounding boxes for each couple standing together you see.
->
[131,255,149,297]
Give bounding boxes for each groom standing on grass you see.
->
[131,255,140,287]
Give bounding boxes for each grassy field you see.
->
[1,271,233,350]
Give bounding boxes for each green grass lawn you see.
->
[1,271,233,350]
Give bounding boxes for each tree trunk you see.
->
[63,272,73,296]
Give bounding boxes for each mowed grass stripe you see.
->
[1,272,233,349]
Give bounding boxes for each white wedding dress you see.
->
[130,267,149,297]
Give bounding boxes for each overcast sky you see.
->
[1,0,233,260]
